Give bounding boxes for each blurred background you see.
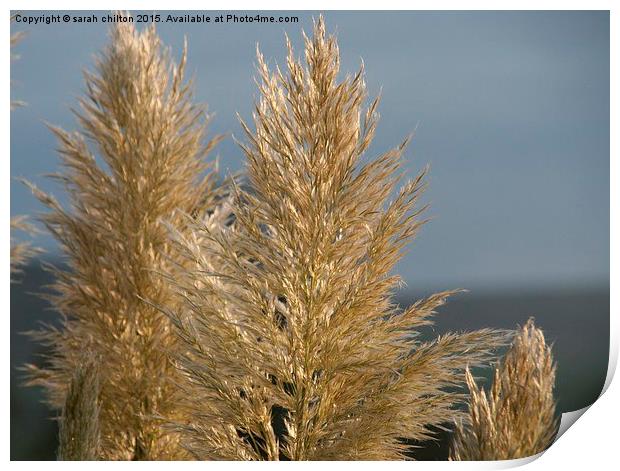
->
[10,11,609,460]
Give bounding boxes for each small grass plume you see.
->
[23,17,223,459]
[10,216,39,281]
[451,318,558,460]
[162,16,508,460]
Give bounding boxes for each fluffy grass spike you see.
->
[164,16,509,461]
[451,318,558,460]
[23,17,224,460]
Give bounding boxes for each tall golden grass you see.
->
[23,20,223,459]
[160,17,509,460]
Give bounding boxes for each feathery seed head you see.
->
[23,16,224,460]
[166,16,508,461]
[451,318,558,460]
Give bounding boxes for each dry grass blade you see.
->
[164,16,509,461]
[450,318,558,460]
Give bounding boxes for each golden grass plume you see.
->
[451,318,558,460]
[162,16,509,460]
[23,18,223,460]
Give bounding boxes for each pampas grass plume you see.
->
[162,16,509,461]
[451,318,558,460]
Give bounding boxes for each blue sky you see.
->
[10,10,609,292]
